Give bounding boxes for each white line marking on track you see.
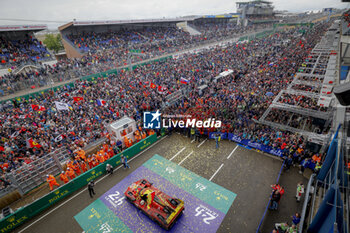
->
[169,147,186,161]
[227,145,239,159]
[191,139,195,143]
[178,151,193,165]
[209,163,224,181]
[197,139,207,148]
[17,135,168,233]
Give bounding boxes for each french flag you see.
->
[180,77,190,84]
[97,99,106,106]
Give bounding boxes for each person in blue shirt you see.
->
[214,133,220,149]
[121,155,130,169]
[116,140,122,151]
[291,213,301,225]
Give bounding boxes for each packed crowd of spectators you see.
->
[0,34,52,68]
[0,21,332,191]
[0,22,276,95]
[277,93,328,111]
[290,84,321,93]
[67,26,187,53]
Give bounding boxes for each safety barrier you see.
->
[256,160,285,232]
[0,134,158,233]
[209,132,284,158]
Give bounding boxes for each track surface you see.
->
[15,133,282,233]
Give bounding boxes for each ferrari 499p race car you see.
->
[124,179,184,230]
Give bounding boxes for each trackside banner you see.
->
[209,132,284,157]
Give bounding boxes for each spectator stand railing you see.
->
[305,123,349,232]
[299,173,316,233]
[0,134,158,233]
[4,147,70,196]
[161,86,191,110]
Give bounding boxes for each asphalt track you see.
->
[14,133,283,233]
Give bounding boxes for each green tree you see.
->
[43,34,64,54]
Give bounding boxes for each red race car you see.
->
[124,179,184,230]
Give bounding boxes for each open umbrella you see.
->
[265,92,274,97]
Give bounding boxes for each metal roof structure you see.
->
[0,24,47,32]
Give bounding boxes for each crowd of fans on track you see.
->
[0,22,332,195]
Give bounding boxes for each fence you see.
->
[4,148,70,196]
[256,160,285,232]
[0,134,158,233]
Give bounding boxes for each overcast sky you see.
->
[0,0,348,29]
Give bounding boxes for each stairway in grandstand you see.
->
[177,22,201,35]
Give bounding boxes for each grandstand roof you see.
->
[236,0,272,4]
[201,13,240,18]
[0,24,47,32]
[59,17,199,30]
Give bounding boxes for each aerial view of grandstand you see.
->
[0,0,348,233]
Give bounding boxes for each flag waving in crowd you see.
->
[157,85,167,94]
[55,101,70,111]
[28,139,42,148]
[73,96,84,102]
[180,77,190,84]
[96,99,106,106]
[31,104,46,111]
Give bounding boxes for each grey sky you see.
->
[0,0,348,29]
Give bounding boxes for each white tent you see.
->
[108,117,137,147]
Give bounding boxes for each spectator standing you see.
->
[106,164,113,175]
[296,182,304,202]
[291,212,301,225]
[59,171,69,184]
[269,189,281,210]
[195,128,200,142]
[46,174,60,191]
[214,133,220,149]
[121,155,130,169]
[88,180,96,198]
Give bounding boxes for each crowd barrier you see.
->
[208,132,284,157]
[0,134,158,233]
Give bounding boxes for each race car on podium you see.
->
[124,179,184,230]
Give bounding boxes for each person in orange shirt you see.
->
[95,153,101,164]
[98,153,105,163]
[107,146,114,157]
[66,167,76,180]
[91,157,99,167]
[80,160,88,173]
[124,136,130,148]
[47,174,60,191]
[141,131,147,139]
[135,130,141,142]
[73,162,81,176]
[59,171,69,184]
[312,154,321,163]
[67,160,74,170]
[103,152,110,162]
[77,149,87,162]
[149,129,155,136]
[128,138,133,147]
[87,155,93,169]
[103,143,109,152]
